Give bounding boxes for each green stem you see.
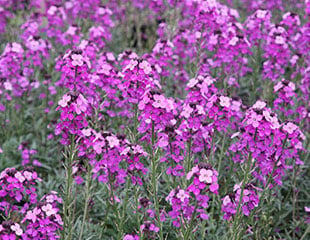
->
[133,103,138,143]
[78,164,93,240]
[134,187,142,239]
[231,151,253,240]
[186,136,192,173]
[292,164,298,240]
[118,180,131,239]
[62,135,76,240]
[150,121,163,239]
[253,134,288,237]
[108,171,123,238]
[184,204,198,240]
[99,188,112,239]
[300,224,310,240]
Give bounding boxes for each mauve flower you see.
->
[14,172,25,183]
[176,189,189,202]
[187,78,198,88]
[71,54,84,66]
[10,223,22,236]
[199,169,213,184]
[283,122,297,134]
[139,60,152,74]
[219,96,231,108]
[253,100,266,110]
[42,204,57,216]
[247,112,263,128]
[58,94,71,108]
[25,208,41,222]
[152,94,166,108]
[106,136,120,148]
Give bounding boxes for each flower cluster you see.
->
[229,100,304,186]
[221,183,259,220]
[187,163,219,195]
[22,192,63,240]
[165,163,219,227]
[0,168,62,239]
[0,0,309,239]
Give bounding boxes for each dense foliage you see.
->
[0,0,309,239]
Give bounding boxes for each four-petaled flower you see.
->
[176,189,189,202]
[58,94,71,108]
[219,96,231,108]
[199,169,213,184]
[71,54,84,66]
[283,122,297,134]
[42,203,57,216]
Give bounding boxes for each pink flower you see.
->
[222,195,231,206]
[187,78,198,88]
[247,112,263,128]
[74,94,88,114]
[11,42,24,53]
[98,63,112,75]
[165,189,176,204]
[186,166,199,180]
[93,141,105,154]
[158,136,168,148]
[42,203,57,216]
[10,223,23,236]
[81,128,92,137]
[229,36,239,46]
[283,122,298,134]
[152,94,166,108]
[14,172,25,182]
[23,171,33,180]
[253,100,266,110]
[274,82,283,92]
[209,183,219,193]
[256,10,267,18]
[181,104,193,118]
[149,223,159,232]
[124,59,138,71]
[123,235,137,240]
[58,94,71,107]
[199,169,213,183]
[106,136,120,148]
[219,96,231,108]
[71,54,84,66]
[176,189,189,202]
[275,36,285,45]
[139,60,152,74]
[25,208,41,222]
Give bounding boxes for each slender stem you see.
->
[99,187,112,239]
[253,134,288,237]
[150,121,163,239]
[231,151,253,239]
[292,164,298,240]
[118,180,131,239]
[107,170,123,238]
[78,164,93,240]
[217,133,226,174]
[186,136,192,173]
[134,187,142,239]
[62,135,76,240]
[300,224,310,240]
[184,204,198,240]
[133,103,138,142]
